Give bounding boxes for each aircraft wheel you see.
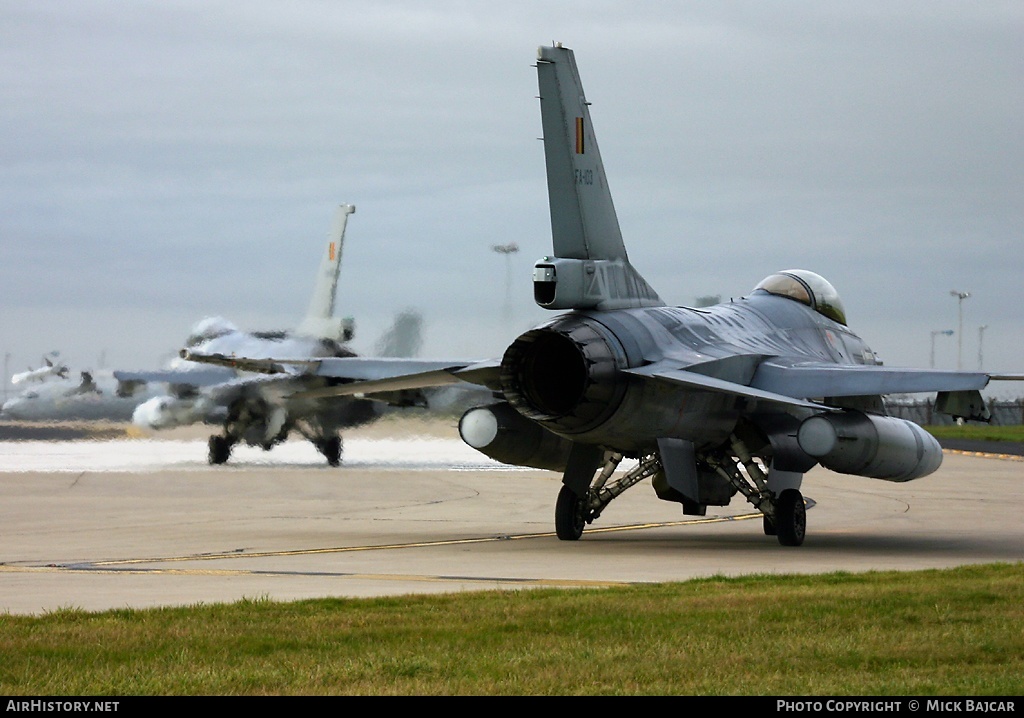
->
[208,435,232,465]
[320,435,342,467]
[763,515,777,536]
[555,485,587,541]
[775,489,806,547]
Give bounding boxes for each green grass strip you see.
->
[2,563,1022,695]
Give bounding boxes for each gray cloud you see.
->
[1,1,1021,396]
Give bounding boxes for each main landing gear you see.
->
[767,488,806,547]
[554,439,808,546]
[554,452,659,541]
[314,435,342,467]
[208,427,342,467]
[705,436,807,546]
[555,485,588,541]
[208,434,235,465]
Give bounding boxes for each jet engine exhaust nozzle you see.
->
[499,316,628,435]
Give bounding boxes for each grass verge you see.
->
[2,563,1022,695]
[925,424,1024,442]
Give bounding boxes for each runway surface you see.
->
[2,427,1023,615]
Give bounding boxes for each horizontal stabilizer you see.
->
[624,364,832,412]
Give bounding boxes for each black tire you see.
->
[208,435,231,465]
[763,515,777,536]
[320,435,342,467]
[775,489,806,547]
[315,434,344,467]
[555,485,587,541]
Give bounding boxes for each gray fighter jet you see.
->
[115,204,387,466]
[1,368,167,422]
[185,45,1021,545]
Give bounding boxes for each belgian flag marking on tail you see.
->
[575,117,585,154]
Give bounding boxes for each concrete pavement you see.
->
[1,432,1022,614]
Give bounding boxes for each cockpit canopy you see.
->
[185,316,239,347]
[752,269,847,326]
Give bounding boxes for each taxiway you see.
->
[1,422,1022,614]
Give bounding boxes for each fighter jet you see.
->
[1,368,166,422]
[185,46,1022,545]
[115,203,404,466]
[10,355,69,385]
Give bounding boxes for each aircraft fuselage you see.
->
[500,291,877,456]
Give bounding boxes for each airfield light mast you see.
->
[978,324,988,371]
[492,243,520,323]
[949,290,970,370]
[930,329,954,369]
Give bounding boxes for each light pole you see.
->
[492,243,519,322]
[949,290,970,370]
[978,324,988,371]
[930,329,953,369]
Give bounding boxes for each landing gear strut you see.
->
[707,434,807,546]
[552,436,809,546]
[554,452,660,541]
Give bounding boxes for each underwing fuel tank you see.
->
[458,402,573,471]
[797,411,943,482]
[133,396,201,430]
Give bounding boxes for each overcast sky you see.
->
[2,1,1021,397]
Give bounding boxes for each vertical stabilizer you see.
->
[534,45,662,310]
[296,203,356,341]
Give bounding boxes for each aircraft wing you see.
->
[173,349,1020,409]
[181,350,501,398]
[294,357,501,400]
[750,359,995,398]
[178,350,316,376]
[113,367,236,387]
[623,357,1022,413]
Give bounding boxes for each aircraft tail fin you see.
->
[374,309,424,358]
[534,44,662,311]
[296,203,356,341]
